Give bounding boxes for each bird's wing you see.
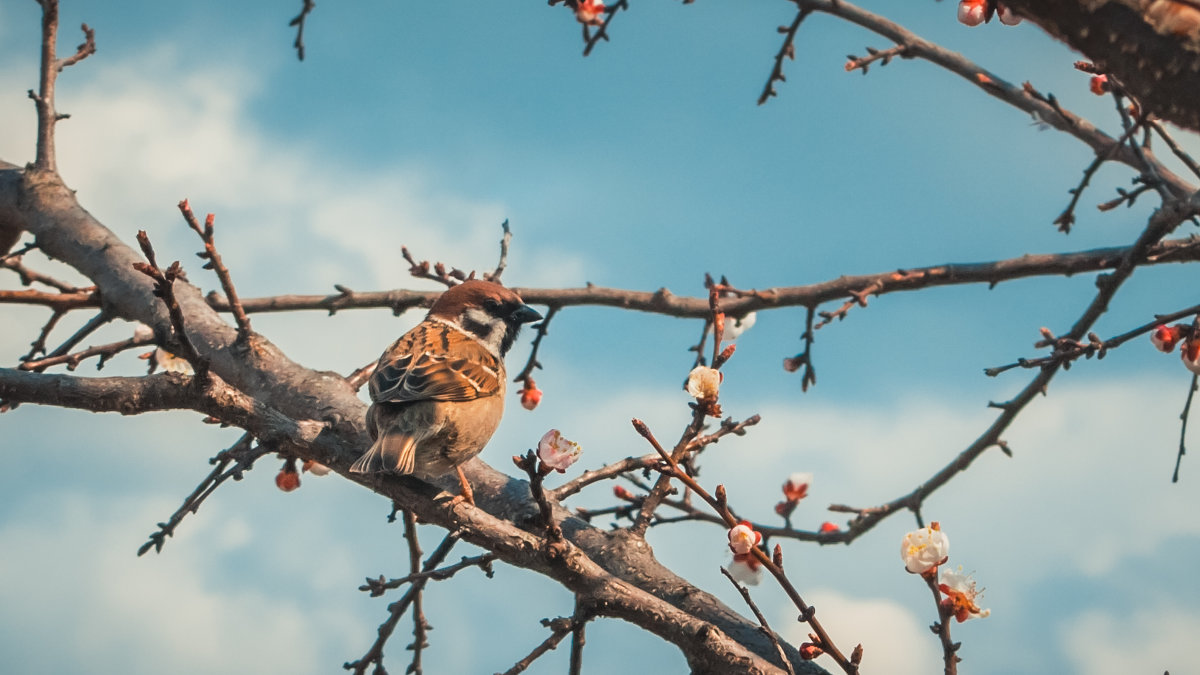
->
[369,322,502,404]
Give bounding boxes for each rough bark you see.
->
[0,163,823,674]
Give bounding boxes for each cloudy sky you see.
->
[2,1,1199,674]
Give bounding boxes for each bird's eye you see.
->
[482,298,500,312]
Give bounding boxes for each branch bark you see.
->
[0,164,820,674]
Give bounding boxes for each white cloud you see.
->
[0,49,588,303]
[781,590,938,675]
[1061,606,1200,675]
[0,491,365,675]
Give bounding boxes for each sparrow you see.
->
[351,280,542,505]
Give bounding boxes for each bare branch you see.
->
[206,236,1200,319]
[20,324,150,372]
[133,230,209,377]
[345,536,459,674]
[758,8,812,105]
[138,434,269,556]
[721,567,796,675]
[497,616,577,675]
[288,0,316,61]
[30,1,95,173]
[1174,373,1197,483]
[485,218,513,283]
[178,200,252,341]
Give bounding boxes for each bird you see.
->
[351,279,542,505]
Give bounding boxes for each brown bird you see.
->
[351,280,542,504]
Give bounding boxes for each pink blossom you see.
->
[537,429,582,473]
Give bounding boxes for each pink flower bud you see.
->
[782,472,812,502]
[519,378,543,410]
[575,0,606,26]
[957,0,990,26]
[537,429,583,473]
[728,521,762,556]
[819,521,840,533]
[996,3,1022,25]
[1090,74,1109,96]
[1151,324,1185,353]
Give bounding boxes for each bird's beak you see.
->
[512,305,542,324]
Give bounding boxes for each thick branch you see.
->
[799,0,1193,197]
[0,166,817,674]
[1002,0,1200,132]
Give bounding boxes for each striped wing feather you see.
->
[369,323,502,404]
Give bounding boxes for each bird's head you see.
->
[428,280,542,357]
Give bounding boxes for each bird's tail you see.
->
[350,433,418,474]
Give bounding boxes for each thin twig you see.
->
[29,0,95,173]
[720,567,795,675]
[132,230,209,377]
[632,418,857,674]
[401,246,465,287]
[360,552,497,596]
[496,617,576,675]
[1,255,83,292]
[288,0,316,61]
[1174,373,1197,483]
[582,0,628,57]
[1053,119,1142,233]
[21,327,152,372]
[345,536,460,674]
[512,306,558,383]
[758,8,812,105]
[1147,119,1200,181]
[485,219,512,283]
[844,44,909,75]
[179,200,252,341]
[21,309,63,361]
[402,510,430,675]
[138,434,268,556]
[924,574,960,675]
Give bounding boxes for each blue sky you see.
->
[2,2,1199,673]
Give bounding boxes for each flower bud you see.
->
[901,521,949,574]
